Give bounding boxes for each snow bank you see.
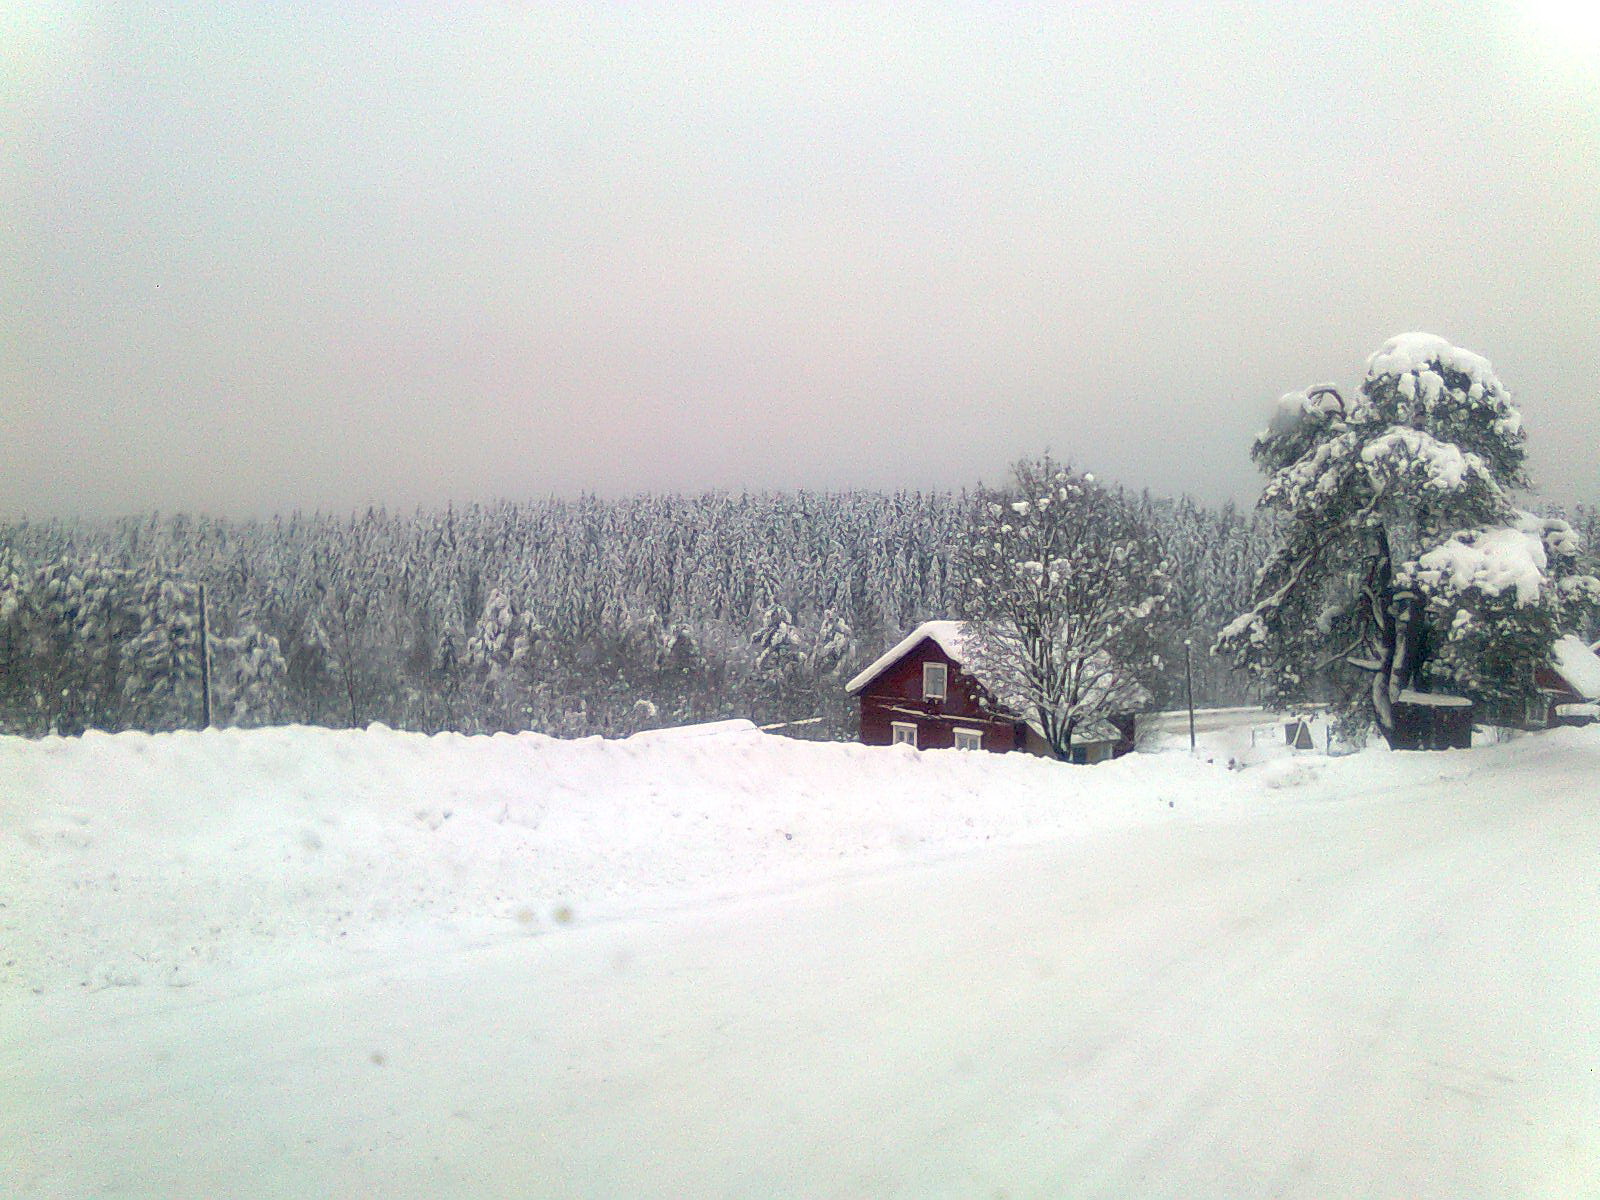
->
[1,722,1235,996]
[10,720,1599,1199]
[5,719,1593,999]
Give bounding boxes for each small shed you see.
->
[1391,690,1474,750]
[844,620,1135,762]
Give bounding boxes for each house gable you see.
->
[850,619,1139,759]
[846,620,981,697]
[851,629,1028,754]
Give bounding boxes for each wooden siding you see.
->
[1481,663,1589,731]
[855,636,1033,754]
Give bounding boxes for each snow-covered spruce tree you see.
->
[213,624,288,728]
[1574,504,1600,643]
[1216,333,1599,744]
[955,455,1169,760]
[121,575,205,732]
[465,586,533,731]
[31,559,142,733]
[0,548,29,733]
[749,598,808,723]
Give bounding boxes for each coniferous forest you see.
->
[3,490,1594,740]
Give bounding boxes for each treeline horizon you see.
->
[3,487,1595,740]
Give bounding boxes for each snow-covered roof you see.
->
[1549,635,1600,701]
[845,620,977,695]
[1071,718,1125,745]
[1396,689,1472,708]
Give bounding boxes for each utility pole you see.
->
[1184,638,1196,752]
[198,582,212,729]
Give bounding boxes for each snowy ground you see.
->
[3,717,1598,1196]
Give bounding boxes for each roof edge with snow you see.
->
[1550,635,1600,701]
[845,620,973,695]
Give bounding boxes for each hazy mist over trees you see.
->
[0,488,1297,740]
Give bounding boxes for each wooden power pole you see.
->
[198,582,212,729]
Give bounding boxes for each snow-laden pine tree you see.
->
[121,575,205,731]
[1574,503,1600,642]
[1216,333,1599,743]
[1136,494,1275,707]
[749,597,808,723]
[463,586,531,730]
[804,607,858,739]
[466,587,520,677]
[214,625,288,728]
[0,556,148,733]
[955,455,1168,760]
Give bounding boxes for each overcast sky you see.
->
[3,2,1597,519]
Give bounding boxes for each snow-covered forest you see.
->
[0,488,1314,738]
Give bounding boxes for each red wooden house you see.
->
[1478,634,1600,729]
[1534,635,1600,727]
[845,620,1135,763]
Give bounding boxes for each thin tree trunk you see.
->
[1367,525,1404,748]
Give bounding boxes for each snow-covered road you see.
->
[8,756,1597,1198]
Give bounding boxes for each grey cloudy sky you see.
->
[4,1,1598,519]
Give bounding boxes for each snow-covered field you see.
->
[3,718,1598,1196]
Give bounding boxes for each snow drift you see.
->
[1,719,1238,996]
[0,716,1588,1000]
[7,719,1600,1197]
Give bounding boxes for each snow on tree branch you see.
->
[1217,332,1598,745]
[955,455,1168,759]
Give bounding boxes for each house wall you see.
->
[856,638,1029,754]
[1482,665,1586,730]
[1534,664,1584,708]
[1070,738,1117,765]
[1391,698,1474,750]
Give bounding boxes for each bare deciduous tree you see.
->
[956,455,1168,760]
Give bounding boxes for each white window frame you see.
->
[953,727,983,751]
[922,662,948,701]
[891,722,918,748]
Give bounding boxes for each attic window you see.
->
[923,662,948,700]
